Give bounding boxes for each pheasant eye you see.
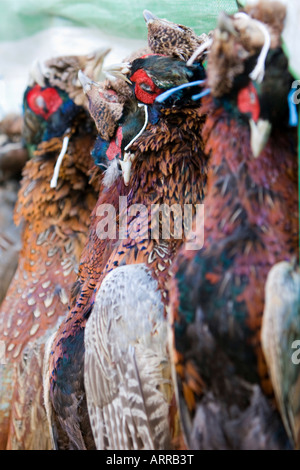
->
[130,68,162,104]
[140,82,154,93]
[35,95,47,110]
[237,83,260,123]
[26,84,63,120]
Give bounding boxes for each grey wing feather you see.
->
[262,260,300,449]
[84,263,173,450]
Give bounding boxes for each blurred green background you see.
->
[0,0,239,42]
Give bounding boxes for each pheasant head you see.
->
[206,4,292,157]
[23,49,110,151]
[143,9,210,62]
[32,48,110,107]
[86,53,206,185]
[105,54,206,110]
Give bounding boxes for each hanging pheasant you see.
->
[0,49,108,450]
[168,2,298,450]
[44,52,208,450]
[0,114,28,305]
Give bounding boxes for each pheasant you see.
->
[0,114,28,305]
[44,52,208,450]
[262,259,300,450]
[168,2,299,450]
[0,49,108,450]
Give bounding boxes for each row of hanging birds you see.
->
[0,0,299,451]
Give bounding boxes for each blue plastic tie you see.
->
[192,88,211,101]
[155,80,205,103]
[288,87,299,127]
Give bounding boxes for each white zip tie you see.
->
[186,38,213,66]
[124,103,149,152]
[119,103,149,186]
[50,131,70,188]
[235,12,271,83]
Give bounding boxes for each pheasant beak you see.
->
[84,47,111,82]
[78,70,100,93]
[103,63,132,84]
[119,152,136,186]
[143,9,158,24]
[28,59,50,87]
[249,118,272,158]
[217,11,238,37]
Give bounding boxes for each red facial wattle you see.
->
[98,88,119,103]
[26,85,63,120]
[237,82,260,122]
[106,126,123,161]
[130,69,162,104]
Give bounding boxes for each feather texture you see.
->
[143,10,209,61]
[262,260,300,449]
[85,264,172,450]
